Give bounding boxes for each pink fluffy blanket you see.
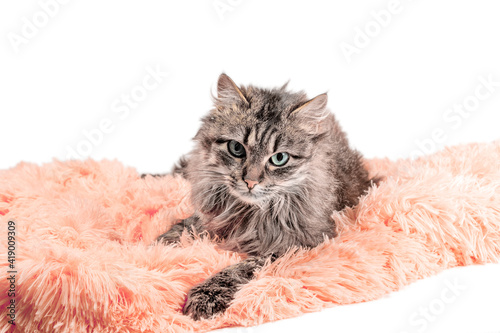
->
[1,141,500,333]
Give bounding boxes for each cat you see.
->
[153,73,373,320]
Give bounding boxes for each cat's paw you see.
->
[182,280,235,320]
[156,215,200,246]
[156,221,185,245]
[140,173,166,178]
[156,230,181,245]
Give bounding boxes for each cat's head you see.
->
[190,74,332,206]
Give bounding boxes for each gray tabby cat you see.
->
[155,74,373,320]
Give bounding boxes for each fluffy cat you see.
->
[154,74,373,320]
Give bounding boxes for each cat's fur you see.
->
[155,74,372,320]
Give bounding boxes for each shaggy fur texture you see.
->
[1,141,500,332]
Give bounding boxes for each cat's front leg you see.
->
[183,256,269,320]
[156,214,202,244]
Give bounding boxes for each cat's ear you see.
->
[291,93,329,122]
[217,73,249,105]
[280,80,290,91]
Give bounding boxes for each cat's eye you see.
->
[228,140,246,158]
[270,152,289,166]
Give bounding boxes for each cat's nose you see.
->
[244,178,259,190]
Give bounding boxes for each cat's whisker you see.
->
[191,184,227,204]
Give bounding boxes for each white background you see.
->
[1,1,499,332]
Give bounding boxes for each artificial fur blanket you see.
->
[1,141,500,333]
